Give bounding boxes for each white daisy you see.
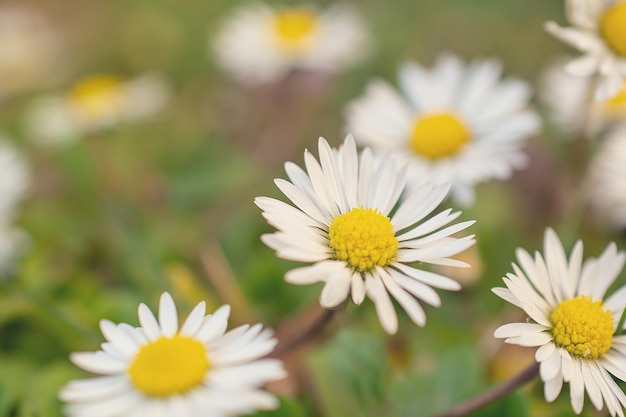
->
[213,3,369,85]
[60,292,286,417]
[586,125,626,229]
[539,57,626,137]
[255,135,475,334]
[345,53,540,206]
[25,73,170,147]
[545,0,626,101]
[0,3,63,100]
[493,228,626,416]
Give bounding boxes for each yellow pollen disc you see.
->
[410,112,470,159]
[550,295,614,359]
[328,207,398,272]
[128,334,209,397]
[68,75,124,122]
[272,8,318,53]
[600,1,626,57]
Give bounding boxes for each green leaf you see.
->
[308,329,387,417]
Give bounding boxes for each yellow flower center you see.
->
[128,334,210,397]
[68,75,124,123]
[328,207,398,272]
[600,1,626,57]
[272,8,319,54]
[410,112,470,159]
[550,295,614,359]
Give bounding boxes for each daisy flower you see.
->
[539,57,626,137]
[493,228,626,416]
[255,135,475,334]
[586,125,626,229]
[213,3,369,85]
[25,73,170,147]
[545,0,626,101]
[345,53,540,206]
[60,292,286,417]
[0,3,63,100]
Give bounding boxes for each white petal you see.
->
[365,274,398,334]
[319,270,352,308]
[137,303,161,341]
[179,301,206,337]
[158,292,179,337]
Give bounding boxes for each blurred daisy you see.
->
[61,292,285,417]
[345,53,540,206]
[493,228,626,416]
[0,3,63,100]
[586,125,626,229]
[25,73,170,147]
[255,136,475,334]
[539,58,626,137]
[545,0,626,101]
[213,4,369,85]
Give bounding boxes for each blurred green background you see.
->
[0,0,623,416]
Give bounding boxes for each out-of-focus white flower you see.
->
[25,73,171,147]
[0,3,63,100]
[345,53,540,206]
[61,292,286,417]
[213,3,369,85]
[494,228,626,416]
[586,125,626,229]
[545,0,626,101]
[256,136,475,334]
[540,57,626,137]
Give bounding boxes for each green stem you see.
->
[432,362,540,417]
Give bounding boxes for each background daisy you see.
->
[61,292,285,417]
[345,53,540,206]
[539,57,626,137]
[545,0,626,100]
[256,136,475,334]
[586,125,626,230]
[493,228,626,416]
[25,73,170,147]
[212,3,369,85]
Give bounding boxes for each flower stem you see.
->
[271,308,336,357]
[433,362,540,417]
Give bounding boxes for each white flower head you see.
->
[61,293,286,417]
[345,53,540,206]
[539,57,626,137]
[25,73,171,147]
[213,3,370,85]
[255,135,476,334]
[493,228,626,416]
[545,0,626,101]
[586,125,626,229]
